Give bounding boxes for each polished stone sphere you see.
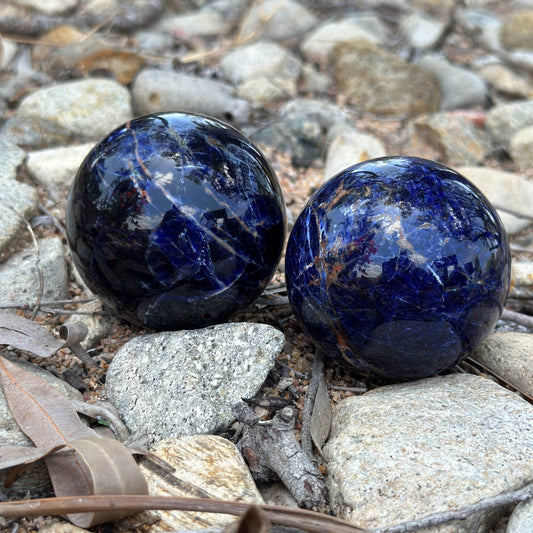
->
[66,112,286,330]
[285,156,510,382]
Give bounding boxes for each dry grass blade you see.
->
[0,494,370,532]
[0,311,64,357]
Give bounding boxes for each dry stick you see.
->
[0,495,369,533]
[300,349,325,460]
[10,208,44,320]
[511,245,533,255]
[501,309,533,330]
[375,478,533,533]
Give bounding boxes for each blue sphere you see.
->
[66,112,286,330]
[285,156,510,382]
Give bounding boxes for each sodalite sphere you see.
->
[285,156,510,382]
[66,112,286,330]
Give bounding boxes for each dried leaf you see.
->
[46,437,148,528]
[0,443,66,471]
[75,49,146,84]
[310,375,331,453]
[223,505,271,533]
[0,311,64,358]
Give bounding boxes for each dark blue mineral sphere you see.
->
[285,156,510,382]
[66,112,286,330]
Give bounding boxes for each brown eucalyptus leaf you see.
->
[0,355,96,447]
[45,436,149,528]
[310,375,331,453]
[223,505,271,533]
[0,443,66,471]
[0,311,64,358]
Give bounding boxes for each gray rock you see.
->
[10,0,78,15]
[220,42,302,95]
[401,12,447,49]
[14,78,132,143]
[510,125,533,170]
[417,54,488,110]
[508,498,533,533]
[157,8,230,38]
[300,16,386,65]
[510,260,533,299]
[133,435,264,532]
[407,112,490,165]
[0,138,38,253]
[0,38,18,69]
[485,99,533,149]
[324,123,386,180]
[500,9,533,50]
[281,98,352,130]
[25,143,93,200]
[455,9,502,50]
[334,40,441,117]
[132,69,250,124]
[324,373,533,532]
[0,237,68,307]
[238,0,317,41]
[237,76,292,107]
[300,63,332,94]
[0,356,84,495]
[251,116,323,167]
[472,332,533,398]
[456,166,533,235]
[476,61,531,98]
[105,323,285,444]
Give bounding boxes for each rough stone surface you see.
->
[455,9,502,49]
[324,123,386,180]
[508,498,533,533]
[472,332,533,398]
[334,40,441,117]
[238,0,317,41]
[157,9,229,38]
[105,323,285,444]
[281,98,352,130]
[14,78,132,141]
[25,142,93,200]
[324,373,533,532]
[400,12,446,49]
[500,9,533,50]
[485,99,533,149]
[0,237,68,306]
[510,125,533,170]
[457,166,533,235]
[475,62,532,99]
[0,138,37,252]
[510,260,533,300]
[407,113,489,165]
[131,435,264,532]
[416,54,488,111]
[132,69,250,124]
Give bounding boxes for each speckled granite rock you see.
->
[324,373,533,532]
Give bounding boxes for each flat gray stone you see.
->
[324,373,533,532]
[401,12,447,49]
[239,0,317,41]
[0,237,68,307]
[15,78,132,142]
[476,62,531,99]
[456,166,533,235]
[157,9,230,38]
[417,54,488,111]
[105,323,285,444]
[510,125,533,170]
[25,143,93,200]
[324,124,386,180]
[281,98,352,130]
[472,332,533,398]
[0,139,37,252]
[485,100,533,149]
[132,69,250,124]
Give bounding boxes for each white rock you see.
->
[300,17,385,65]
[324,124,386,180]
[0,237,68,306]
[510,125,533,170]
[510,260,533,299]
[456,166,533,235]
[237,76,292,107]
[324,373,533,532]
[16,78,132,141]
[130,435,263,532]
[132,69,250,124]
[455,9,502,50]
[508,498,533,533]
[0,38,18,69]
[417,54,488,110]
[11,0,78,15]
[105,323,285,444]
[281,98,352,129]
[401,13,446,49]
[475,61,532,99]
[485,99,533,148]
[238,0,317,41]
[472,332,533,397]
[158,9,229,38]
[25,143,94,200]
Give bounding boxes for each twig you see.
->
[300,349,325,459]
[375,478,533,533]
[501,309,533,330]
[38,202,67,238]
[10,208,43,320]
[0,494,369,532]
[511,245,533,255]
